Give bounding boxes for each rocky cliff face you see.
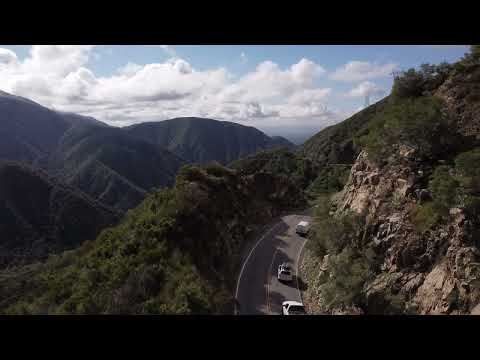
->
[306,147,480,314]
[302,52,480,315]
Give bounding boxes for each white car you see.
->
[282,301,306,315]
[295,221,310,236]
[277,262,293,282]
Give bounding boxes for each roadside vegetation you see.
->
[306,195,383,312]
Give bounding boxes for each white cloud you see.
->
[23,45,95,76]
[219,58,326,104]
[288,88,331,105]
[330,61,398,82]
[0,48,18,65]
[117,62,143,76]
[0,46,346,132]
[345,81,385,98]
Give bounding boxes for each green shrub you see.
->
[203,162,236,179]
[455,148,480,191]
[309,195,365,257]
[319,246,378,310]
[392,68,426,98]
[411,202,441,233]
[454,148,480,215]
[428,165,460,212]
[306,165,350,196]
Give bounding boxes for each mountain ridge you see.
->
[124,117,295,165]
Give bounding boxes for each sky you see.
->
[0,45,470,143]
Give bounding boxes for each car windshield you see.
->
[281,270,291,275]
[289,306,306,314]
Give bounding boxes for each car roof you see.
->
[283,301,304,307]
[297,221,309,226]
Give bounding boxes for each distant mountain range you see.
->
[125,117,294,164]
[0,91,293,212]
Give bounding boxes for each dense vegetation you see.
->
[411,149,480,235]
[307,196,384,311]
[355,96,461,165]
[0,162,305,314]
[230,147,316,189]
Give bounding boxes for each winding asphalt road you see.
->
[235,213,312,315]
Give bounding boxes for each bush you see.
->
[306,165,350,196]
[392,63,453,99]
[392,68,426,98]
[454,148,480,215]
[455,148,480,189]
[411,202,441,233]
[319,245,379,310]
[428,165,460,211]
[203,162,236,179]
[309,195,365,257]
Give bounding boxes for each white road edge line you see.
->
[296,236,308,303]
[234,220,283,314]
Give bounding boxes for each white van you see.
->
[295,221,310,236]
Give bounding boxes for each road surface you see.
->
[235,213,312,315]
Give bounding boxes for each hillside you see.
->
[124,117,295,165]
[0,162,305,314]
[299,97,390,168]
[300,46,480,315]
[48,126,185,211]
[0,91,71,167]
[0,161,120,268]
[228,97,392,198]
[0,91,188,211]
[0,91,106,168]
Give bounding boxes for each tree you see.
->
[392,68,425,98]
[470,45,480,60]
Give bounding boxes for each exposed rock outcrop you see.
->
[345,149,479,314]
[303,146,480,315]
